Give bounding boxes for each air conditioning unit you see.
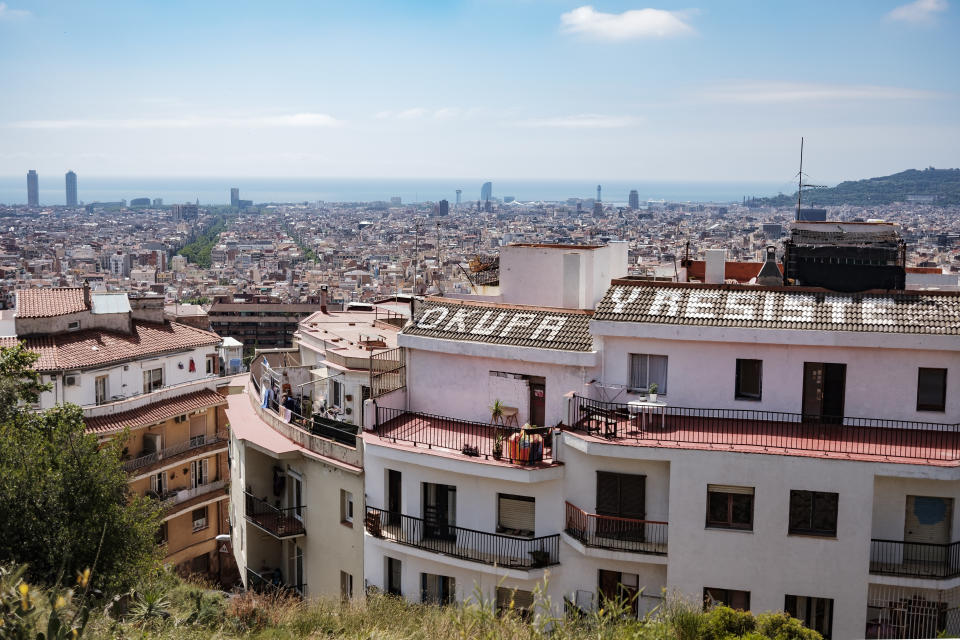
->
[65,376,78,387]
[123,365,130,371]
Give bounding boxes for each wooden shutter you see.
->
[620,475,646,520]
[708,484,754,495]
[499,495,535,533]
[201,458,209,485]
[190,414,207,439]
[596,472,620,516]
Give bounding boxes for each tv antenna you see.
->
[795,137,827,220]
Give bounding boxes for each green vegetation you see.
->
[749,167,960,207]
[177,216,229,268]
[282,224,317,262]
[0,344,162,594]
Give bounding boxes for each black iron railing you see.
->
[251,375,359,448]
[870,539,960,578]
[123,431,228,472]
[245,492,306,538]
[246,567,305,597]
[564,502,667,556]
[365,506,559,569]
[375,406,552,465]
[570,395,960,462]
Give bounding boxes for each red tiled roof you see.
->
[684,260,784,283]
[15,287,89,318]
[0,321,222,372]
[84,388,227,435]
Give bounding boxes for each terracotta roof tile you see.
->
[84,388,227,435]
[16,287,89,318]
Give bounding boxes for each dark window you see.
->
[386,557,402,596]
[704,587,750,611]
[785,595,833,639]
[917,368,947,412]
[735,359,762,400]
[496,587,535,620]
[706,485,754,530]
[789,490,838,536]
[596,472,646,520]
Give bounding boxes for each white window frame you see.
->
[341,489,354,524]
[628,353,668,394]
[95,375,109,405]
[143,367,164,393]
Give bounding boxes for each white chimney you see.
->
[705,249,726,284]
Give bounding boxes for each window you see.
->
[143,367,163,393]
[340,571,353,600]
[150,471,168,496]
[67,320,80,331]
[598,570,640,617]
[629,354,668,394]
[596,471,646,521]
[95,375,109,405]
[707,485,754,530]
[189,415,207,446]
[789,490,838,537]
[341,489,354,525]
[190,458,209,487]
[292,475,304,521]
[156,522,168,545]
[496,587,535,619]
[192,506,208,531]
[332,379,343,407]
[917,368,947,412]
[498,494,535,537]
[421,573,455,605]
[735,359,762,400]
[785,595,833,639]
[386,557,402,596]
[206,355,218,375]
[704,588,750,611]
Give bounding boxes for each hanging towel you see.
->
[282,407,292,423]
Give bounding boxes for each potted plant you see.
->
[492,432,505,460]
[648,383,659,403]
[528,549,551,568]
[490,399,505,425]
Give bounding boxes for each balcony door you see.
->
[387,469,402,526]
[596,472,646,541]
[529,378,546,428]
[802,362,846,423]
[904,496,953,566]
[423,483,456,542]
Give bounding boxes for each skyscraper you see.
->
[27,170,39,206]
[65,171,78,207]
[438,199,449,216]
[480,181,492,203]
[455,189,462,206]
[230,187,240,208]
[593,184,603,215]
[628,189,639,210]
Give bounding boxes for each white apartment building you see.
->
[358,242,959,640]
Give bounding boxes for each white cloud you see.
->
[517,114,641,128]
[0,2,30,19]
[887,0,948,24]
[9,113,343,129]
[375,107,470,121]
[703,82,940,104]
[560,5,695,40]
[396,107,428,119]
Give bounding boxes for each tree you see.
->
[0,344,161,593]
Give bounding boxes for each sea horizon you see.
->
[0,176,794,207]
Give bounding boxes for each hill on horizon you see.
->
[749,167,960,207]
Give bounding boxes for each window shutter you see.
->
[190,415,207,439]
[708,485,755,495]
[620,475,646,520]
[499,496,535,532]
[202,458,209,485]
[151,474,157,493]
[596,472,620,516]
[190,461,197,487]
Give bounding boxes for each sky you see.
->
[0,0,957,184]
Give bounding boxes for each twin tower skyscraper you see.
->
[25,170,78,207]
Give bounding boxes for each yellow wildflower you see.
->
[77,568,91,588]
[18,582,29,609]
[55,595,67,610]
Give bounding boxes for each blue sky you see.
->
[0,0,957,182]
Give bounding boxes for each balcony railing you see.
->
[151,478,228,509]
[564,502,668,556]
[250,375,359,447]
[870,539,960,579]
[365,506,559,570]
[246,567,305,597]
[244,492,306,538]
[570,395,960,463]
[123,431,228,472]
[374,407,553,466]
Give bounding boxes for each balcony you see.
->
[246,568,305,597]
[123,431,228,472]
[374,407,555,467]
[245,492,306,539]
[564,502,667,556]
[151,478,228,511]
[569,395,960,465]
[365,506,559,570]
[870,539,960,579]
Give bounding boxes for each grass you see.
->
[3,565,823,640]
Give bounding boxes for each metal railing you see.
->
[123,431,228,472]
[870,539,960,579]
[564,502,668,556]
[370,347,406,399]
[151,478,228,509]
[251,375,358,447]
[375,406,553,465]
[244,492,306,538]
[246,567,305,597]
[570,395,960,462]
[365,506,559,569]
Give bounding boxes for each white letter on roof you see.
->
[762,292,777,321]
[444,308,476,333]
[530,316,567,342]
[723,292,755,320]
[610,287,640,314]
[416,307,448,329]
[648,289,683,317]
[861,298,896,325]
[470,311,507,336]
[824,297,848,324]
[781,294,814,323]
[499,313,536,337]
[685,291,716,319]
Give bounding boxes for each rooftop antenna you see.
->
[796,137,804,221]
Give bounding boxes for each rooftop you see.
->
[16,287,88,318]
[84,388,227,435]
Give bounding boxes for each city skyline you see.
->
[0,1,957,182]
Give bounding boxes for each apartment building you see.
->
[208,293,323,355]
[358,239,959,640]
[4,285,232,578]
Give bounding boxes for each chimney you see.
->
[82,280,91,309]
[705,249,726,284]
[320,285,329,314]
[756,245,783,287]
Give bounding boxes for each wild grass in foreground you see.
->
[1,565,822,640]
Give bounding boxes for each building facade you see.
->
[27,170,39,207]
[66,171,78,207]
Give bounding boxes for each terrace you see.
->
[564,502,667,556]
[870,539,960,579]
[245,492,306,539]
[373,407,556,467]
[568,396,960,466]
[123,431,228,472]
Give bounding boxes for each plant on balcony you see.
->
[492,432,505,460]
[490,399,505,425]
[648,383,658,402]
[462,444,479,457]
[528,549,551,568]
